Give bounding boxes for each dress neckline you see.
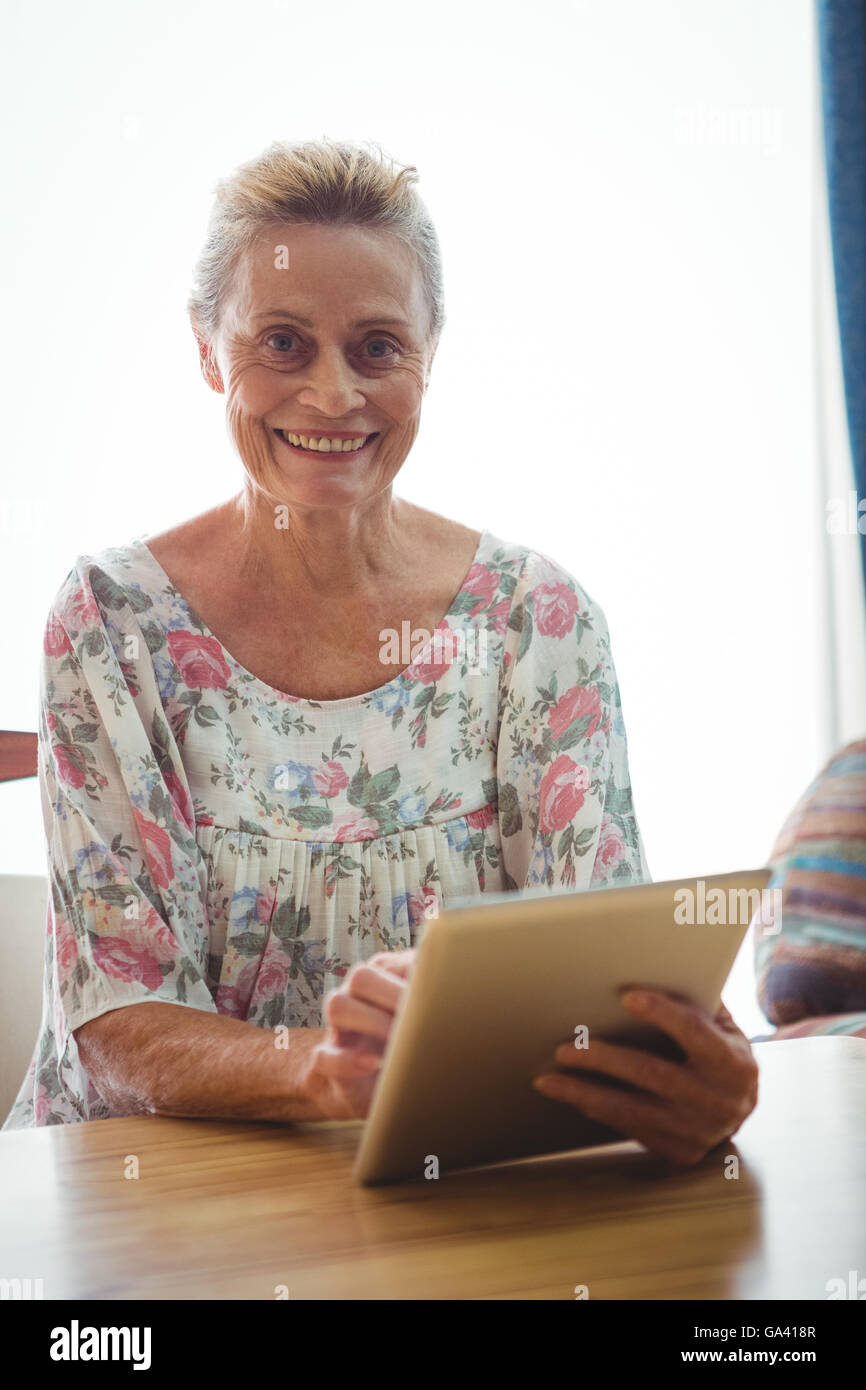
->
[129,527,494,710]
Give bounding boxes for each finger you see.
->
[333,1028,386,1058]
[620,989,737,1070]
[326,989,395,1041]
[314,1039,383,1077]
[367,949,416,980]
[533,1072,721,1157]
[552,1037,711,1110]
[346,963,408,1012]
[714,1001,744,1036]
[614,1118,719,1167]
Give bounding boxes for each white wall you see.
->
[1,0,826,1034]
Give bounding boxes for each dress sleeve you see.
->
[495,549,650,892]
[23,557,218,1124]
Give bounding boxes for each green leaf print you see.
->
[140,620,166,655]
[499,782,523,836]
[235,816,262,835]
[516,606,533,664]
[71,722,99,743]
[271,895,311,941]
[230,931,268,956]
[292,804,333,830]
[366,766,400,802]
[151,709,172,760]
[556,715,595,751]
[603,786,636,816]
[89,571,132,611]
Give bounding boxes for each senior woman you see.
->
[3,139,757,1162]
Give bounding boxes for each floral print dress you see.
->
[3,528,650,1128]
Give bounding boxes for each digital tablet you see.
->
[353,868,772,1185]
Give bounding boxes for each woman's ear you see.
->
[192,327,225,394]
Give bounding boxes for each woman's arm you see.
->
[74,948,415,1122]
[74,1006,327,1122]
[495,551,649,891]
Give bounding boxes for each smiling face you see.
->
[197,222,437,511]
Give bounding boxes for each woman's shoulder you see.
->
[42,534,169,635]
[45,500,234,618]
[482,531,608,627]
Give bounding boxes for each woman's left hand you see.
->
[532,990,759,1166]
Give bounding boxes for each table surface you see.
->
[2,1035,865,1300]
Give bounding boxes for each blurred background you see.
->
[2,0,864,1036]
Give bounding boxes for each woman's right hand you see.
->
[302,949,416,1119]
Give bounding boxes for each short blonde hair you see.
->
[187,137,445,346]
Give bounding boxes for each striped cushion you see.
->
[751,1011,866,1041]
[754,740,866,1027]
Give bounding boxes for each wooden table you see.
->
[1,1036,864,1300]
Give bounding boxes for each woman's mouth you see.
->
[273,429,379,458]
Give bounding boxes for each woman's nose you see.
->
[295,346,366,414]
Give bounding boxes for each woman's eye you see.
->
[263,333,398,360]
[266,332,297,353]
[364,338,399,360]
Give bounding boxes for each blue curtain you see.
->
[817,1,866,594]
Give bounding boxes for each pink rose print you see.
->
[488,598,511,635]
[164,768,195,833]
[410,626,461,684]
[70,584,102,631]
[133,810,174,890]
[333,816,379,843]
[311,761,349,797]
[145,914,182,961]
[539,754,591,833]
[163,698,191,747]
[216,960,258,1019]
[35,1084,51,1125]
[54,745,87,789]
[534,583,579,638]
[408,883,440,926]
[596,821,625,870]
[462,563,499,616]
[167,630,232,690]
[54,913,79,973]
[44,611,72,657]
[548,683,603,741]
[254,954,289,1000]
[92,936,164,991]
[255,888,277,924]
[465,803,495,830]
